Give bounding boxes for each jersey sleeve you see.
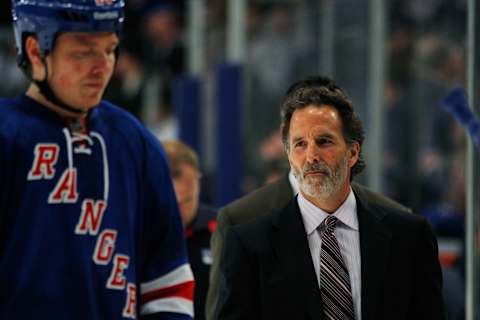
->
[138,129,194,320]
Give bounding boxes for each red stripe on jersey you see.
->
[141,280,195,304]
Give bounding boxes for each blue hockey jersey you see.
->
[0,95,194,319]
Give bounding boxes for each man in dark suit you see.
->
[215,76,445,320]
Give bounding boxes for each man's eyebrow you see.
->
[315,133,335,139]
[291,136,303,143]
[71,35,119,47]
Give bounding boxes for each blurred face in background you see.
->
[144,8,179,48]
[172,163,201,227]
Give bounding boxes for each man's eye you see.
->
[317,138,332,145]
[73,50,92,58]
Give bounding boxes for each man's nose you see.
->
[92,53,113,74]
[305,143,320,163]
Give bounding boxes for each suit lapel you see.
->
[271,198,324,320]
[353,185,392,320]
[269,182,392,320]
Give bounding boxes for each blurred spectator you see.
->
[388,25,415,87]
[104,34,145,119]
[143,2,185,79]
[0,31,27,97]
[259,129,285,164]
[204,0,227,69]
[248,4,295,101]
[244,2,313,187]
[263,157,289,186]
[411,36,464,210]
[257,129,290,186]
[140,2,185,140]
[149,86,179,141]
[163,140,216,320]
[384,32,466,212]
[246,4,297,138]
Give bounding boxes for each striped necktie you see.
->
[320,215,355,320]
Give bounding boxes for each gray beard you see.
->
[293,155,349,201]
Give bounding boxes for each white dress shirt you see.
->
[298,189,362,320]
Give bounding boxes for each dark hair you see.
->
[280,76,365,177]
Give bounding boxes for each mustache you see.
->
[302,161,331,176]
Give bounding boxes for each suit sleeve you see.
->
[206,207,233,320]
[216,227,260,320]
[139,131,194,320]
[410,219,446,320]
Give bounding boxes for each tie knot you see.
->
[323,215,338,232]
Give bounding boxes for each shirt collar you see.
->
[298,187,358,235]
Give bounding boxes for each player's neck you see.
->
[26,84,87,120]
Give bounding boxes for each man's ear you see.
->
[25,36,45,80]
[348,142,360,169]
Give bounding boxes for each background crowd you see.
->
[0,0,471,319]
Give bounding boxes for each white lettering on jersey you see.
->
[123,283,137,318]
[107,254,130,290]
[27,144,59,180]
[92,229,117,265]
[48,168,78,203]
[75,199,107,235]
[94,11,119,20]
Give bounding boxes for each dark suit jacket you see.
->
[216,183,446,320]
[206,175,293,320]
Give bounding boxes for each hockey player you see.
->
[0,1,194,319]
